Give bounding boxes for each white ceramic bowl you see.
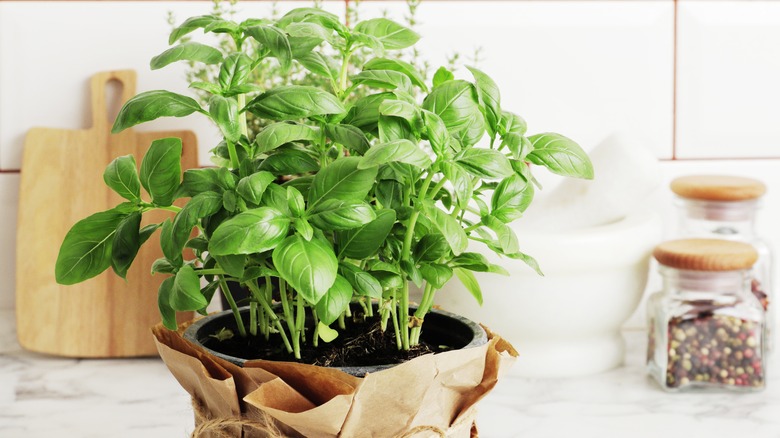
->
[435,209,662,377]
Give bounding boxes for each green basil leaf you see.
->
[218,53,252,91]
[261,184,290,215]
[185,235,209,252]
[287,186,305,217]
[526,133,594,179]
[378,116,415,143]
[376,179,403,210]
[351,70,411,92]
[254,122,318,155]
[112,91,203,133]
[371,270,403,290]
[236,171,276,204]
[420,263,453,289]
[213,254,245,279]
[499,111,527,138]
[203,18,240,35]
[111,211,142,279]
[451,252,491,271]
[421,110,451,159]
[491,174,533,223]
[359,139,432,170]
[139,138,182,207]
[354,18,419,50]
[307,199,376,231]
[294,218,314,241]
[413,234,450,263]
[315,275,352,325]
[55,208,129,285]
[441,162,472,209]
[425,205,467,256]
[318,321,339,343]
[159,219,181,265]
[379,99,420,125]
[169,15,219,44]
[336,209,396,259]
[309,157,377,206]
[338,262,382,299]
[453,268,482,305]
[282,175,313,199]
[325,124,370,155]
[432,66,455,88]
[178,168,223,197]
[277,7,347,35]
[296,51,337,81]
[152,258,177,275]
[222,190,238,212]
[466,66,501,139]
[258,149,320,175]
[483,215,519,254]
[157,276,178,330]
[364,58,427,92]
[273,235,338,305]
[209,207,290,255]
[245,85,345,121]
[150,42,223,70]
[245,25,292,71]
[400,259,423,288]
[504,251,544,276]
[422,80,485,148]
[209,95,241,143]
[455,148,513,179]
[286,21,332,42]
[343,92,394,132]
[171,265,208,311]
[103,155,141,202]
[190,81,223,95]
[171,192,223,255]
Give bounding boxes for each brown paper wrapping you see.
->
[152,322,518,438]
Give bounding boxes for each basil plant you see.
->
[55,8,593,359]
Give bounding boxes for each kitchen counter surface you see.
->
[2,308,779,438]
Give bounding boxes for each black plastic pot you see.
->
[183,305,487,377]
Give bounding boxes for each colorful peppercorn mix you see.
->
[665,312,763,389]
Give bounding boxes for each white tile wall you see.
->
[677,1,780,159]
[0,1,346,170]
[356,0,675,159]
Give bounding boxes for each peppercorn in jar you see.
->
[647,239,765,392]
[670,175,773,351]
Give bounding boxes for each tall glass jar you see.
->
[670,175,773,351]
[647,239,765,392]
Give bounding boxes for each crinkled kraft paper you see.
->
[152,322,518,438]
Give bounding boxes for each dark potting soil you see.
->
[200,310,448,367]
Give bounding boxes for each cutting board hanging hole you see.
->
[104,79,124,128]
[90,70,136,131]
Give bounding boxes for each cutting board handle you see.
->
[91,70,137,132]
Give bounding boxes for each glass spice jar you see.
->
[647,239,766,392]
[670,175,773,351]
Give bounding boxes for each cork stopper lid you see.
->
[671,175,766,201]
[653,239,758,271]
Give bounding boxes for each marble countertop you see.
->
[2,308,779,438]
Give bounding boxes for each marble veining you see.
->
[1,309,779,438]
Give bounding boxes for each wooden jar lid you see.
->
[653,239,758,271]
[670,175,766,201]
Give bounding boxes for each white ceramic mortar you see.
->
[434,209,663,377]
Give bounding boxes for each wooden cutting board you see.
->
[16,70,198,357]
